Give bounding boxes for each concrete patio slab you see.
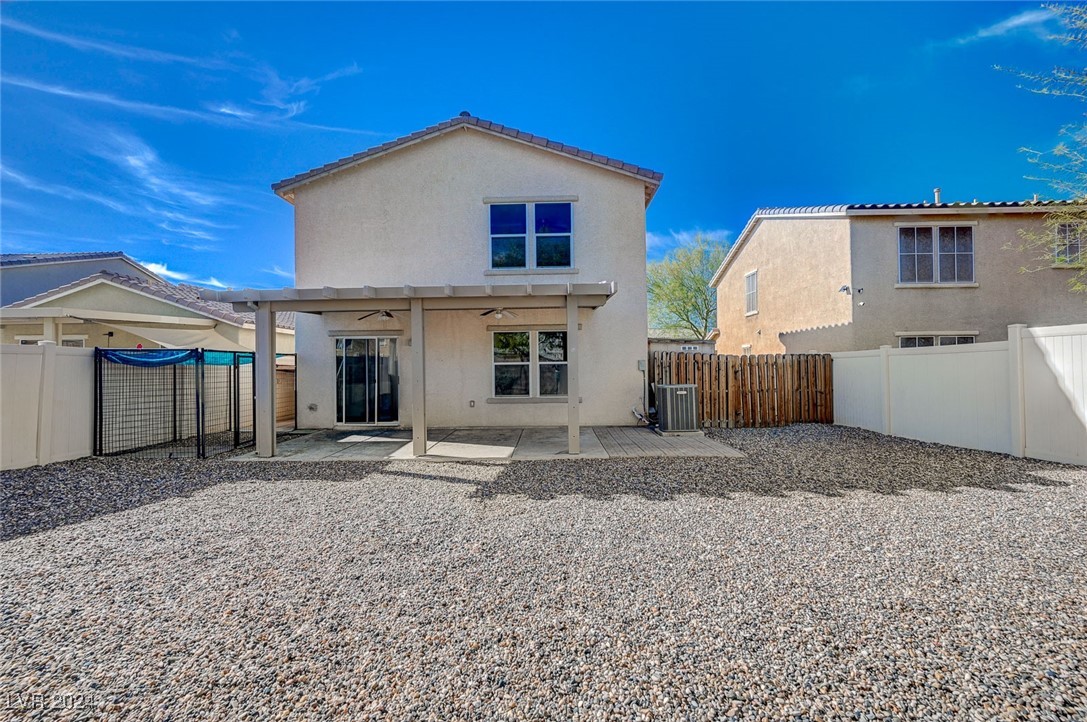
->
[512,427,609,459]
[231,426,742,462]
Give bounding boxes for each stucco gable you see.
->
[25,281,210,320]
[272,113,663,206]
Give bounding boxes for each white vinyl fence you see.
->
[833,323,1086,465]
[1,342,94,470]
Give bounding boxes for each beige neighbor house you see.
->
[201,113,663,457]
[648,328,716,354]
[711,199,1086,354]
[0,252,296,352]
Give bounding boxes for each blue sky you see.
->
[1,2,1080,289]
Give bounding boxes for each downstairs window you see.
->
[493,330,568,397]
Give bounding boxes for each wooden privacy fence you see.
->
[649,352,834,428]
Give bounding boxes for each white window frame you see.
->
[744,270,758,316]
[491,329,568,399]
[1054,223,1085,266]
[16,334,88,347]
[895,223,977,286]
[897,334,977,348]
[487,201,574,271]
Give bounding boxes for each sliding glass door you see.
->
[335,338,398,424]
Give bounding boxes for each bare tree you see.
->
[1001,3,1087,293]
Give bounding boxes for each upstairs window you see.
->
[490,204,527,269]
[489,202,572,270]
[938,227,974,283]
[744,270,758,315]
[898,226,974,284]
[1055,223,1084,265]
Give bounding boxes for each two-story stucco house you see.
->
[711,199,1085,354]
[202,113,662,457]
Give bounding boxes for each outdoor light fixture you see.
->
[838,285,852,295]
[479,308,517,319]
[358,310,396,321]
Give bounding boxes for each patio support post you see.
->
[411,297,427,456]
[566,294,580,455]
[255,303,277,457]
[42,318,59,344]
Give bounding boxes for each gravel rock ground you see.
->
[1,425,1084,720]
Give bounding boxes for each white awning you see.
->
[101,323,250,352]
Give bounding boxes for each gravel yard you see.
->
[1,425,1084,720]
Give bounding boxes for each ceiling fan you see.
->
[358,310,397,321]
[480,308,518,319]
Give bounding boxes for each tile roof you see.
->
[710,198,1070,288]
[753,200,1073,216]
[0,251,127,267]
[0,250,167,284]
[7,271,295,330]
[271,112,664,204]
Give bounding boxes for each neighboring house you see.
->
[648,328,715,354]
[0,251,162,307]
[202,112,662,456]
[0,257,295,352]
[710,199,1086,354]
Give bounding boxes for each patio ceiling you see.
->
[200,281,618,314]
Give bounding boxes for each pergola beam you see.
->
[203,281,617,304]
[227,295,614,315]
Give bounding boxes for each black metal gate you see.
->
[94,348,255,459]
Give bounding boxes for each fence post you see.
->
[35,340,58,466]
[1007,324,1028,457]
[195,350,206,459]
[879,345,893,435]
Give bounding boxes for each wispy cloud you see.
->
[156,210,234,229]
[947,8,1057,46]
[139,260,228,288]
[1,18,376,135]
[263,265,295,280]
[2,75,223,123]
[79,129,241,248]
[646,228,732,257]
[1,165,131,213]
[0,16,232,69]
[2,227,137,248]
[250,62,362,118]
[161,238,219,253]
[2,75,375,134]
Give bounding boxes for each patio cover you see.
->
[98,322,250,352]
[201,282,619,458]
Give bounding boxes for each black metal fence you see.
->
[94,348,255,459]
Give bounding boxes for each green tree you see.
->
[1002,3,1087,294]
[647,233,729,338]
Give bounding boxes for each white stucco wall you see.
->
[290,127,651,428]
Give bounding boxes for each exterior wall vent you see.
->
[656,384,699,433]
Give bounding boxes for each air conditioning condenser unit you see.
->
[654,384,702,436]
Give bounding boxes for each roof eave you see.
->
[270,118,663,206]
